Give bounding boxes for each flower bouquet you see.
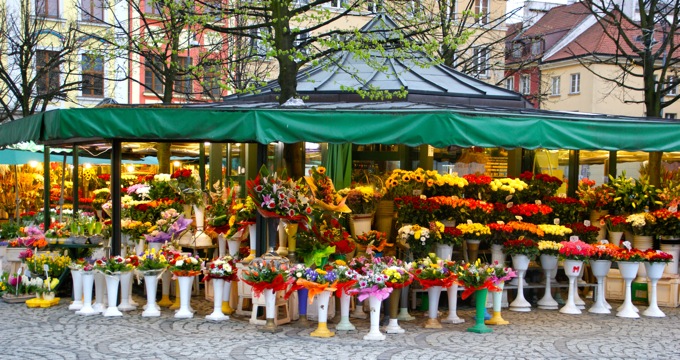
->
[422,172,468,197]
[355,230,392,254]
[292,266,338,302]
[503,238,539,260]
[394,195,438,225]
[305,166,350,213]
[144,209,192,244]
[489,263,517,286]
[613,242,646,262]
[507,221,545,239]
[576,178,613,211]
[171,168,204,207]
[625,212,657,236]
[455,222,491,240]
[328,260,360,297]
[591,241,621,261]
[439,226,463,247]
[488,222,514,245]
[519,171,563,200]
[398,224,434,258]
[348,258,393,301]
[339,186,383,215]
[565,222,600,244]
[225,197,258,239]
[651,209,680,237]
[537,224,573,241]
[463,174,492,201]
[26,252,70,278]
[205,256,238,281]
[489,177,529,203]
[137,248,168,272]
[643,249,674,263]
[410,253,456,289]
[537,240,563,256]
[558,239,595,261]
[205,183,238,234]
[381,257,414,289]
[240,258,291,298]
[600,214,628,233]
[94,256,134,275]
[543,196,587,224]
[455,260,499,299]
[169,254,202,277]
[507,203,553,225]
[246,165,312,222]
[382,169,424,200]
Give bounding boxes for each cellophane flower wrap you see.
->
[348,256,393,301]
[169,254,202,277]
[411,253,456,289]
[644,249,674,263]
[380,256,414,289]
[205,255,237,281]
[558,239,595,261]
[291,266,338,303]
[94,256,134,275]
[305,166,350,213]
[225,197,258,239]
[240,258,291,298]
[488,263,517,287]
[455,260,500,299]
[355,230,392,253]
[537,240,563,256]
[246,165,312,222]
[144,209,192,243]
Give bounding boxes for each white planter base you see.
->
[385,318,405,334]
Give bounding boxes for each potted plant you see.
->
[205,255,238,321]
[241,258,291,333]
[642,248,674,317]
[380,257,413,334]
[503,238,538,312]
[454,260,498,333]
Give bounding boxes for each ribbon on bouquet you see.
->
[241,274,292,298]
[460,280,500,300]
[295,279,338,304]
[385,276,414,290]
[414,275,456,290]
[334,280,357,298]
[349,285,393,302]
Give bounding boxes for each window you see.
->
[367,1,382,13]
[520,75,531,94]
[472,47,489,78]
[505,77,514,91]
[531,40,542,56]
[570,73,580,94]
[82,0,104,22]
[35,0,59,18]
[474,0,489,24]
[665,113,677,119]
[551,76,560,96]
[293,32,310,57]
[327,0,345,8]
[144,56,164,93]
[512,43,522,59]
[174,56,192,94]
[145,0,162,16]
[667,76,678,96]
[250,28,269,57]
[81,55,104,97]
[36,50,60,95]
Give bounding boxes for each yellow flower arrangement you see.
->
[537,240,563,255]
[537,224,573,241]
[423,172,468,197]
[456,222,491,238]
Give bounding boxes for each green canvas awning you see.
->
[2,104,679,151]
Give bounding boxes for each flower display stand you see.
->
[589,260,612,314]
[424,286,443,329]
[259,289,283,333]
[385,288,405,333]
[467,288,493,333]
[222,281,234,315]
[435,244,453,261]
[509,255,531,312]
[103,274,123,317]
[206,278,229,321]
[485,283,509,325]
[336,291,356,331]
[175,275,195,319]
[642,262,666,317]
[26,294,60,308]
[397,287,415,321]
[76,272,97,315]
[363,294,386,341]
[616,261,640,318]
[118,271,137,311]
[141,271,162,317]
[68,269,84,311]
[310,290,334,337]
[442,284,464,324]
[537,254,559,310]
[158,271,173,307]
[560,260,583,315]
[92,272,106,313]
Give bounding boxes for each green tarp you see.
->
[2,106,679,151]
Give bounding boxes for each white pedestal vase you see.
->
[616,261,641,318]
[175,275,195,319]
[589,260,612,314]
[490,244,506,266]
[435,244,453,261]
[336,291,356,331]
[509,255,531,312]
[158,271,173,307]
[537,254,559,310]
[424,286,443,328]
[103,274,123,317]
[134,239,144,256]
[310,290,334,337]
[364,295,386,341]
[92,272,106,313]
[642,262,666,317]
[659,239,680,275]
[206,278,229,321]
[227,239,241,258]
[573,265,586,310]
[466,239,481,263]
[118,271,137,311]
[76,272,96,316]
[442,283,464,324]
[142,271,162,317]
[259,288,282,333]
[69,269,84,311]
[560,260,584,315]
[351,298,368,319]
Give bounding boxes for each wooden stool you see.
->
[249,290,291,326]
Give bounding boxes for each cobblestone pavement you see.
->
[1,294,679,360]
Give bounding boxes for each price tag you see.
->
[599,239,609,245]
[669,206,678,213]
[569,236,579,242]
[584,220,591,227]
[554,218,560,225]
[505,195,513,202]
[506,202,514,208]
[467,219,473,225]
[622,241,632,250]
[496,221,505,225]
[515,216,523,221]
[535,200,542,205]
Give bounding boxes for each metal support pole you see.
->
[567,150,580,198]
[43,148,51,231]
[111,140,122,257]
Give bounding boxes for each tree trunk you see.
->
[649,152,662,188]
[156,143,171,174]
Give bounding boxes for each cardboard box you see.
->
[606,269,679,307]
